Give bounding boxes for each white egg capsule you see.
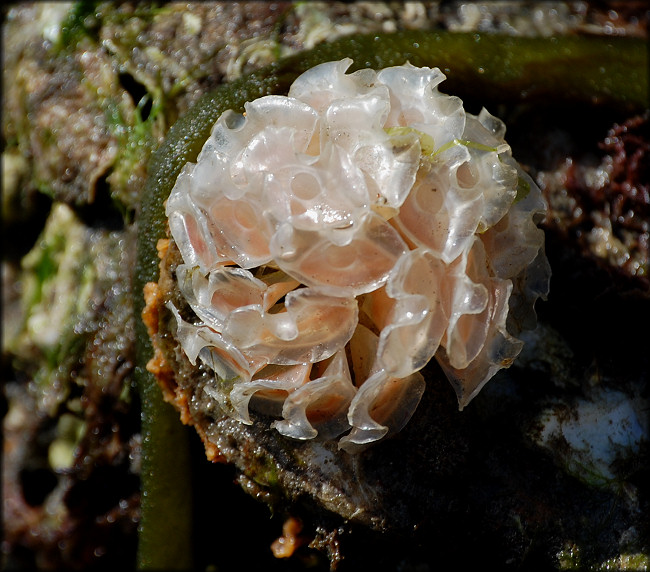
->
[165,58,550,452]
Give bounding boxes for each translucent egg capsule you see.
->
[165,58,550,451]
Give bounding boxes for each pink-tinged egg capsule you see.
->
[165,58,550,452]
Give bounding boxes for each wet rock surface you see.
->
[150,224,648,569]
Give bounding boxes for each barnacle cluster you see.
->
[165,58,550,452]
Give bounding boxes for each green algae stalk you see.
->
[134,30,648,569]
[134,364,193,570]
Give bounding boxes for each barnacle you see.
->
[165,58,550,452]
